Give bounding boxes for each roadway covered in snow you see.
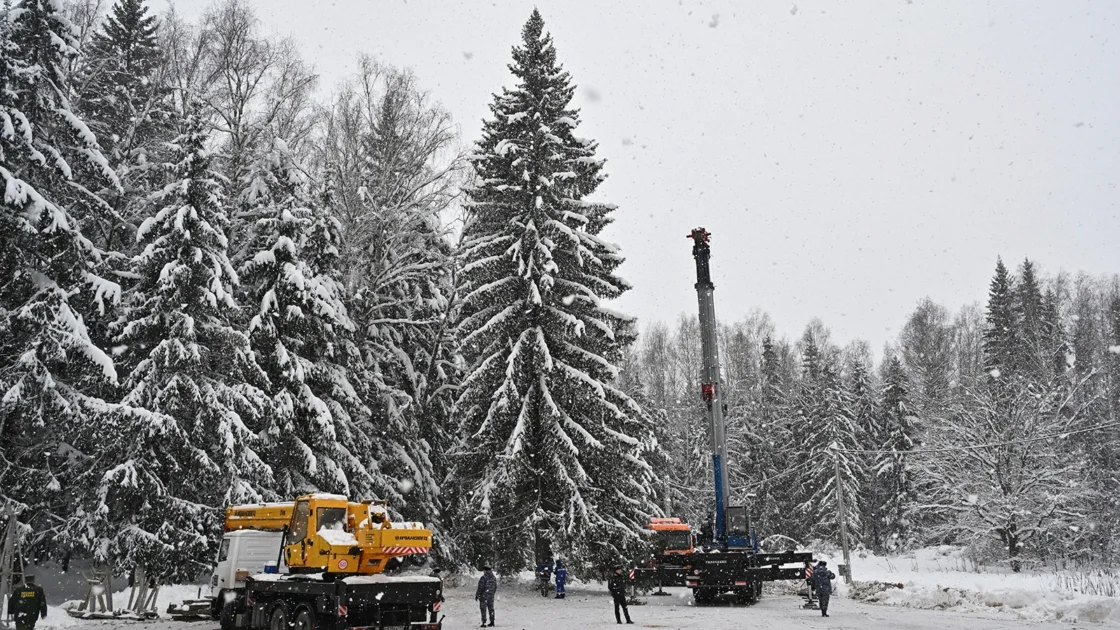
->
[39,582,1117,630]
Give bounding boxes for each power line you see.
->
[823,420,1120,457]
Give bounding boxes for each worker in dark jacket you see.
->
[8,575,47,630]
[554,560,568,599]
[475,566,497,627]
[607,567,633,625]
[812,561,836,617]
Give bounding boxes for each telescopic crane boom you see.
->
[688,227,731,543]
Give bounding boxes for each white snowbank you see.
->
[816,546,1120,624]
[868,583,1120,624]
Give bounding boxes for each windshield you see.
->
[727,507,749,535]
[318,507,347,532]
[287,501,310,544]
[654,531,691,553]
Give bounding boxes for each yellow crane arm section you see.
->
[225,503,295,531]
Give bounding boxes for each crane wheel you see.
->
[293,607,316,630]
[219,600,239,630]
[268,602,290,630]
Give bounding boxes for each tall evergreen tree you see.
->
[743,335,794,538]
[983,258,1018,378]
[77,0,172,252]
[1015,259,1048,378]
[111,112,272,573]
[875,355,916,551]
[1111,294,1120,419]
[788,330,863,543]
[0,0,123,557]
[239,137,376,500]
[452,10,657,577]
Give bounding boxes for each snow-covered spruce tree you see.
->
[452,10,657,577]
[749,335,798,541]
[615,326,671,523]
[76,0,173,253]
[983,258,1019,380]
[0,0,126,557]
[239,136,376,499]
[789,330,863,544]
[112,112,273,570]
[874,355,917,552]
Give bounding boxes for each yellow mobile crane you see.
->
[224,494,432,575]
[186,494,442,630]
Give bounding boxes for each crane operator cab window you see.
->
[317,507,347,532]
[727,505,750,537]
[288,500,311,544]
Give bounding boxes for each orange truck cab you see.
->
[650,517,694,555]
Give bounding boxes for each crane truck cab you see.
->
[210,529,285,616]
[649,518,694,555]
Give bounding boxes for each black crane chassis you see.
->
[233,575,442,630]
[634,550,813,604]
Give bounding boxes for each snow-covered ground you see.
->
[30,547,1120,630]
[36,580,1118,630]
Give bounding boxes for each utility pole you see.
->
[832,447,853,584]
[0,503,21,630]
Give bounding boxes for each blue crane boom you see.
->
[688,227,731,544]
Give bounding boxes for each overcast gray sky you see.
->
[167,0,1120,353]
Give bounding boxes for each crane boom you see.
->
[688,227,731,543]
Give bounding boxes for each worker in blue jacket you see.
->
[812,561,836,617]
[554,559,568,599]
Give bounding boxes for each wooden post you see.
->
[0,504,19,630]
[833,449,853,584]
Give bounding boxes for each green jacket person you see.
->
[7,575,47,630]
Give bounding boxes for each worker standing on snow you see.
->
[7,574,47,630]
[608,567,633,625]
[475,566,497,627]
[554,560,567,599]
[812,561,836,618]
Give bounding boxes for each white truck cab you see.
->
[209,529,284,610]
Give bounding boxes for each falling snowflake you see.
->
[966,494,979,505]
[398,478,415,493]
[1109,345,1120,355]
[989,368,1001,378]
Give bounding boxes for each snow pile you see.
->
[816,546,1120,624]
[865,583,1120,624]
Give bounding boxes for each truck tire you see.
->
[219,600,239,630]
[293,607,316,630]
[267,602,290,630]
[692,588,714,605]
